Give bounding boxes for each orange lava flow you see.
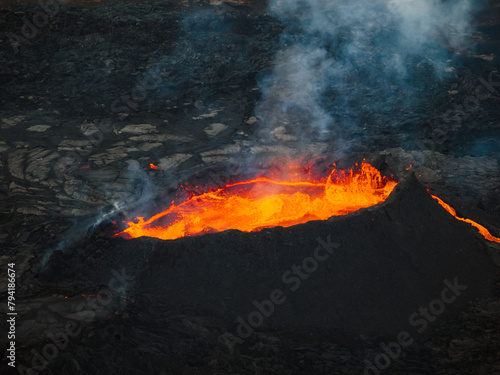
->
[115,162,398,240]
[432,195,500,243]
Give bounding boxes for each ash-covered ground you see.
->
[0,0,500,374]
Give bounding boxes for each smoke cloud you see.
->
[254,0,486,149]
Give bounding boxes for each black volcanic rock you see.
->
[1,1,500,373]
[45,173,498,343]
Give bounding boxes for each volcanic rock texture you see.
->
[44,174,499,338]
[0,0,500,374]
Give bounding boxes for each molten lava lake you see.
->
[115,162,398,240]
[114,161,500,244]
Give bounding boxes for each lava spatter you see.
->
[115,162,397,240]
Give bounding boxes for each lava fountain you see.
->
[115,161,397,240]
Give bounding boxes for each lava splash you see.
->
[115,162,397,240]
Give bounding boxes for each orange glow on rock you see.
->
[115,162,398,240]
[432,195,500,243]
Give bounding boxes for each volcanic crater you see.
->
[1,0,500,374]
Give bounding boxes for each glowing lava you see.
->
[115,162,397,240]
[432,195,500,243]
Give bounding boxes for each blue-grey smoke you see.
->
[254,0,486,149]
[41,161,157,269]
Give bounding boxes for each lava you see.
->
[115,162,398,240]
[432,195,500,243]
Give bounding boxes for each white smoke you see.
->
[255,0,485,147]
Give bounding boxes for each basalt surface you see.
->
[1,1,500,374]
